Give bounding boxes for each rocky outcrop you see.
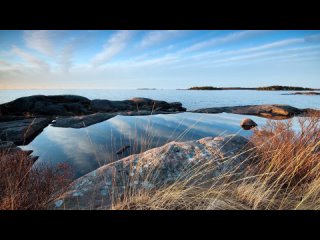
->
[0,95,186,140]
[192,104,314,119]
[282,92,320,96]
[0,95,92,116]
[0,118,51,144]
[0,95,186,118]
[49,135,254,210]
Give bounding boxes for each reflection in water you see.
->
[20,113,268,179]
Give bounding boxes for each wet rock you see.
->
[193,104,305,119]
[240,118,257,130]
[52,113,117,128]
[0,118,51,145]
[49,135,253,210]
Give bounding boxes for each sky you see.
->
[0,30,319,89]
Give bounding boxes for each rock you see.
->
[90,99,133,112]
[0,95,186,119]
[52,113,117,128]
[49,135,253,210]
[0,118,52,145]
[240,118,257,130]
[193,104,305,119]
[130,97,154,105]
[0,95,91,116]
[116,145,130,155]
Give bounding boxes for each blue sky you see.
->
[0,30,319,89]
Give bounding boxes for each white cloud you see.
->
[140,30,189,48]
[23,30,61,56]
[12,46,49,71]
[180,30,270,54]
[91,31,135,66]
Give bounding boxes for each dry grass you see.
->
[113,114,320,210]
[0,149,72,210]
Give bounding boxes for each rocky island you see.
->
[187,85,319,91]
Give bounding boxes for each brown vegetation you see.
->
[0,150,72,210]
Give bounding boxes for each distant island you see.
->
[187,85,319,91]
[137,88,157,90]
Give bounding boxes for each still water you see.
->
[20,112,269,178]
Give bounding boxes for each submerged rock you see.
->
[0,118,51,145]
[116,145,130,155]
[240,118,257,130]
[49,135,254,210]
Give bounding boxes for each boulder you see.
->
[240,118,257,130]
[49,135,253,210]
[0,118,52,145]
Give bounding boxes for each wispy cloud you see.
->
[91,31,135,66]
[23,30,62,56]
[180,30,270,54]
[140,30,189,48]
[12,46,49,71]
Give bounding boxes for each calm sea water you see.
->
[0,89,319,110]
[21,112,270,178]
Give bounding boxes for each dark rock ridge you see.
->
[192,104,318,119]
[49,135,253,210]
[0,118,52,145]
[0,95,186,117]
[282,92,320,96]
